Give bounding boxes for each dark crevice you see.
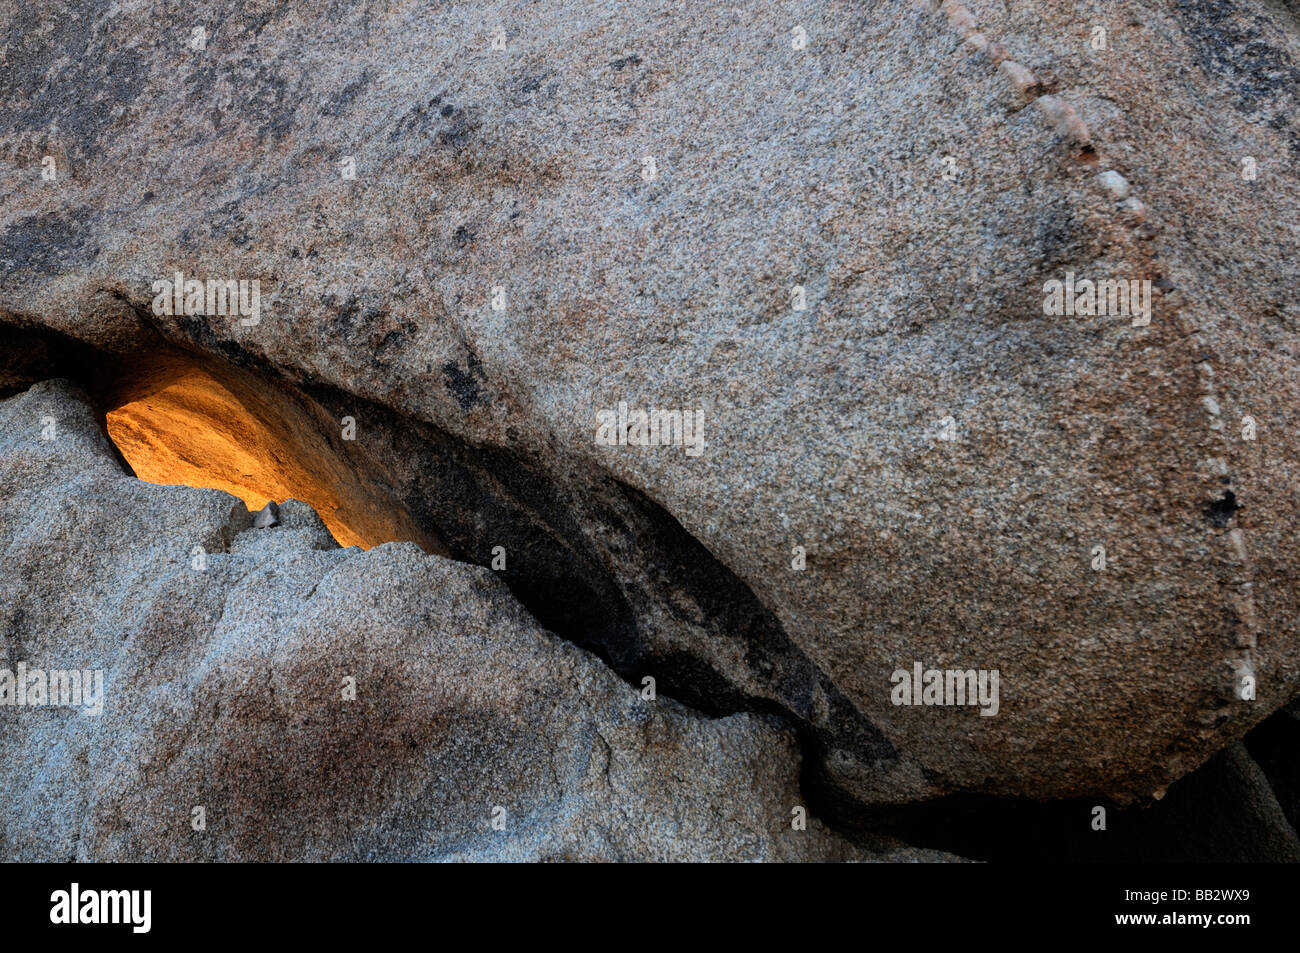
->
[1204,489,1242,527]
[296,379,900,785]
[852,714,1300,862]
[0,320,105,398]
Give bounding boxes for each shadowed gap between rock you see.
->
[0,319,896,827]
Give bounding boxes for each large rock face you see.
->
[0,380,951,861]
[1,0,1299,810]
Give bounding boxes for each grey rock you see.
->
[252,500,280,529]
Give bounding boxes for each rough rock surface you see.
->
[2,0,1299,809]
[0,380,953,861]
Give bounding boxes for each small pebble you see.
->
[253,501,280,529]
[1097,169,1130,200]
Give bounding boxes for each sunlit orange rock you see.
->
[103,347,440,553]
